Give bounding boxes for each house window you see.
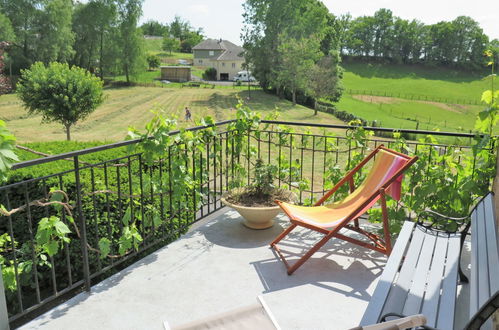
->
[222,62,225,67]
[209,51,214,56]
[232,63,236,68]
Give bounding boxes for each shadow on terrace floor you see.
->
[203,210,386,299]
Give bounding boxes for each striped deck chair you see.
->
[271,145,418,275]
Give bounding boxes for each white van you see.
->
[233,71,256,82]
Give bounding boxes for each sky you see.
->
[141,0,499,44]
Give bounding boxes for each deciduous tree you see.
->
[162,36,180,54]
[72,0,119,75]
[180,30,203,53]
[116,0,146,84]
[17,62,104,141]
[308,52,344,114]
[0,0,40,70]
[0,13,15,43]
[140,20,168,36]
[36,0,74,64]
[275,37,320,105]
[146,54,160,70]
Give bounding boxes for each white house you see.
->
[192,39,245,81]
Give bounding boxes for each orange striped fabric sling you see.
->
[276,149,409,229]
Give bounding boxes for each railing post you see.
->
[74,156,91,292]
[0,265,10,330]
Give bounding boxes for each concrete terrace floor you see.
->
[20,208,471,330]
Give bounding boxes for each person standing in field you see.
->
[184,106,192,121]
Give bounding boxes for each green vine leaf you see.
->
[35,216,71,257]
[122,206,131,226]
[98,238,111,259]
[0,120,19,182]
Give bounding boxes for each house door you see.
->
[220,73,229,81]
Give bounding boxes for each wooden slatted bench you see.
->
[358,192,499,330]
[469,193,499,329]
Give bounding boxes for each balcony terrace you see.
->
[1,118,496,329]
[19,210,472,329]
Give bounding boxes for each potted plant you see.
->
[221,159,296,229]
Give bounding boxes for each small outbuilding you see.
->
[160,66,191,82]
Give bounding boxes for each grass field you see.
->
[342,62,489,103]
[334,94,492,133]
[0,87,343,143]
[334,62,494,133]
[144,38,193,65]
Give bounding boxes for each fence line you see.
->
[344,89,481,106]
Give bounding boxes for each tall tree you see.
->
[165,16,203,53]
[72,1,100,71]
[348,16,375,57]
[140,20,168,36]
[372,9,394,58]
[428,21,456,64]
[490,39,499,70]
[275,36,320,105]
[162,36,180,54]
[72,0,119,78]
[36,0,75,64]
[336,14,352,56]
[169,15,190,39]
[96,0,119,79]
[243,0,343,104]
[0,0,40,70]
[179,30,203,53]
[308,52,344,114]
[243,0,334,90]
[336,9,492,70]
[116,0,145,84]
[0,13,15,43]
[452,16,488,68]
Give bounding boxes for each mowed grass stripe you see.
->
[1,87,344,143]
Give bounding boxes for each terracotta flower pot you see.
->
[221,189,296,229]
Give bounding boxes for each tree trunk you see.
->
[292,90,296,105]
[65,124,71,141]
[99,29,104,80]
[314,100,318,116]
[125,63,130,84]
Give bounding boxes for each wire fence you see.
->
[345,89,481,106]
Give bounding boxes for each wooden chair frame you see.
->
[270,145,418,275]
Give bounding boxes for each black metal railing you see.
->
[1,120,496,327]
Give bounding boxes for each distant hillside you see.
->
[335,61,495,133]
[341,61,488,104]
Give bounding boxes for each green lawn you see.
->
[342,62,489,104]
[334,94,491,133]
[144,38,193,65]
[0,87,344,143]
